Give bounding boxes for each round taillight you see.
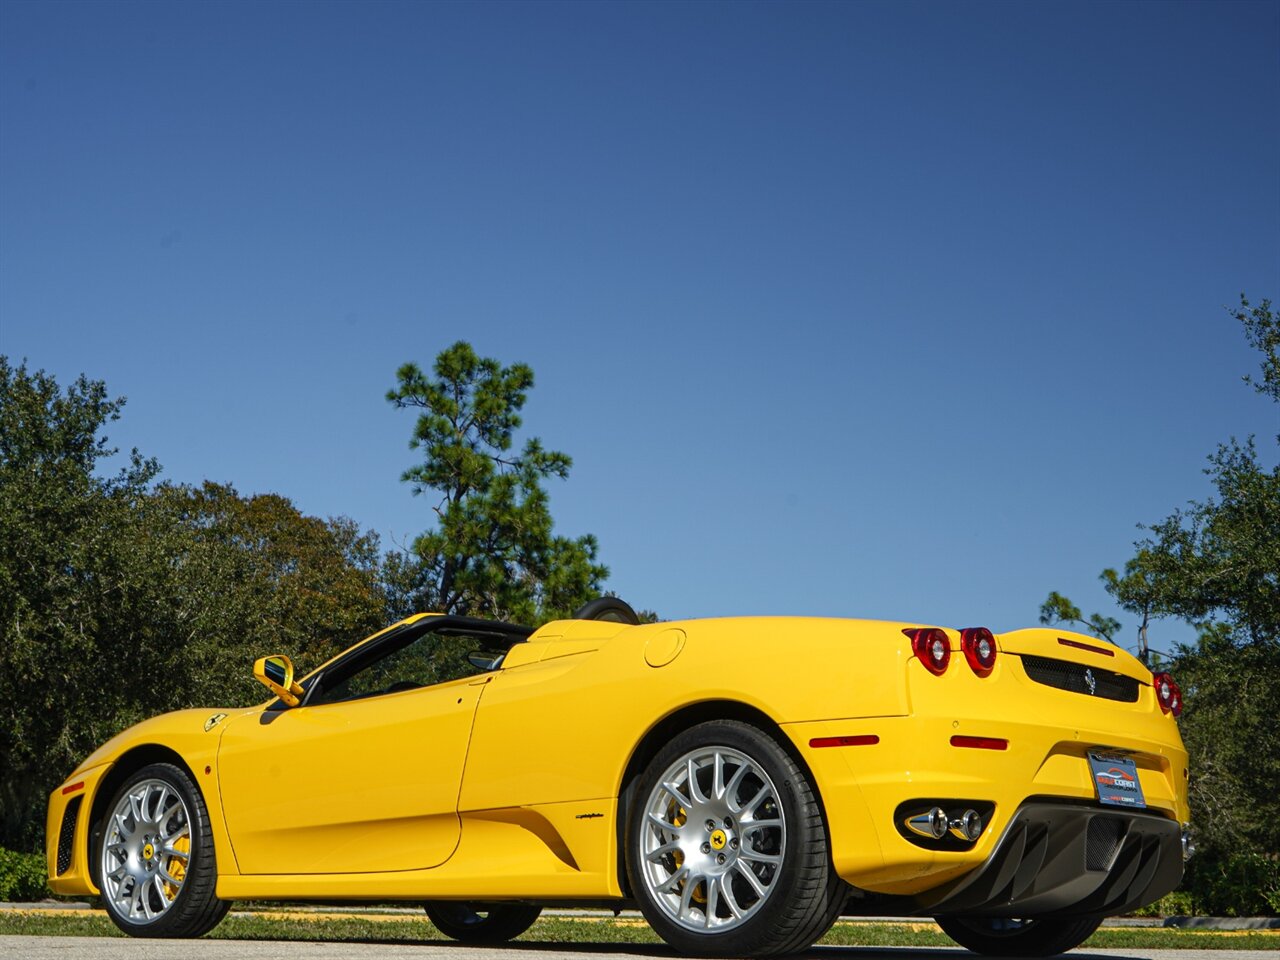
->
[961,627,997,677]
[1153,671,1183,717]
[905,627,951,675]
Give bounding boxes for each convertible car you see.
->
[47,598,1190,957]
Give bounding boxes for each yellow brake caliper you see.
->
[163,835,190,901]
[668,804,706,904]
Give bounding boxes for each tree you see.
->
[1038,591,1120,645]
[387,341,607,624]
[1039,296,1280,913]
[157,481,386,674]
[1,358,162,849]
[0,359,388,852]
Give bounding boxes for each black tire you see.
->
[936,915,1103,956]
[626,719,845,957]
[423,901,542,943]
[95,762,229,937]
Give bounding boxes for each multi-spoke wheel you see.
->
[97,763,229,937]
[423,901,542,943]
[627,720,845,957]
[936,915,1103,956]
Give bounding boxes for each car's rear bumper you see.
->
[918,800,1182,916]
[785,709,1188,907]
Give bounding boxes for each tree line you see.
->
[0,343,607,852]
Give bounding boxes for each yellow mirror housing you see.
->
[253,655,304,707]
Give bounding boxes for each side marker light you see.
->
[809,735,880,748]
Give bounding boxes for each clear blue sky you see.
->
[2,0,1277,654]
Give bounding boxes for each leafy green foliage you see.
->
[1181,850,1280,916]
[0,846,49,901]
[1040,295,1280,914]
[155,481,386,677]
[1038,591,1121,643]
[1,358,162,850]
[1174,631,1280,896]
[1235,294,1279,405]
[0,360,385,852]
[388,341,607,624]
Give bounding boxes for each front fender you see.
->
[46,706,254,894]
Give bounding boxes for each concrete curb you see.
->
[1163,916,1280,930]
[1,902,92,910]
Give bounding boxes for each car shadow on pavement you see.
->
[329,941,1140,960]
[302,940,672,956]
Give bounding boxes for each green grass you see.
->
[1,910,1277,950]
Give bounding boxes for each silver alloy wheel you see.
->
[101,778,192,923]
[639,745,787,931]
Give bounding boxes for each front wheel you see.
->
[423,902,541,943]
[626,719,845,957]
[96,762,229,937]
[936,915,1103,956]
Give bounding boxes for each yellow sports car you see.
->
[46,598,1190,957]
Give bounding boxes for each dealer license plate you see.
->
[1088,752,1146,808]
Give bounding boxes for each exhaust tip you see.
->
[894,799,994,849]
[950,809,983,842]
[906,806,949,840]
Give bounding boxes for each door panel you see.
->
[217,676,484,875]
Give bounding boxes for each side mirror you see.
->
[254,655,305,707]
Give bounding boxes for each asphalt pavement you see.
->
[1,939,1277,960]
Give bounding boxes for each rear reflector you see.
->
[61,781,85,795]
[810,735,880,748]
[1058,637,1115,657]
[950,735,1008,750]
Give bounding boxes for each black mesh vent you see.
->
[1020,655,1140,702]
[1086,816,1125,871]
[57,796,81,876]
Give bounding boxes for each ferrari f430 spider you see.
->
[47,598,1190,957]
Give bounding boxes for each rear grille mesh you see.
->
[57,796,81,875]
[1021,654,1140,702]
[1087,816,1126,870]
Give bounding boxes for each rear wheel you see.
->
[626,719,845,957]
[936,915,1103,956]
[423,902,541,943]
[96,762,229,937]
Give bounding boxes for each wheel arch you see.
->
[87,744,203,866]
[613,698,826,897]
